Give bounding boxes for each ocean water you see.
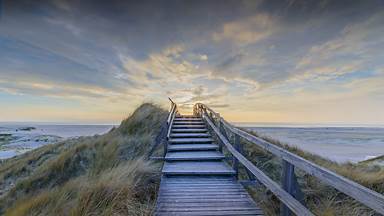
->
[1,122,384,163]
[0,124,115,159]
[239,124,384,163]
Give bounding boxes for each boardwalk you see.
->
[153,101,384,215]
[155,115,263,215]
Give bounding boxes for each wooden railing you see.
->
[148,98,178,159]
[165,98,178,156]
[193,103,384,216]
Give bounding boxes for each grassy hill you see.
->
[238,130,384,216]
[0,103,167,216]
[0,103,382,216]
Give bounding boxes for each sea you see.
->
[1,122,383,163]
[0,124,115,159]
[238,123,384,163]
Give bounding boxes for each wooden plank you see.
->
[204,115,313,216]
[159,189,248,193]
[170,133,210,138]
[160,188,244,192]
[162,161,236,175]
[157,198,254,203]
[167,104,176,124]
[172,128,208,133]
[157,206,261,212]
[174,118,203,121]
[156,106,264,216]
[166,108,177,139]
[165,151,225,161]
[168,144,219,151]
[156,210,263,216]
[156,201,254,208]
[169,138,214,144]
[172,125,206,129]
[159,193,250,197]
[173,121,204,125]
[220,119,384,215]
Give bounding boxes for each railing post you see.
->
[281,160,305,216]
[164,139,168,157]
[233,134,240,179]
[218,119,229,154]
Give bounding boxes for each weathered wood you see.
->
[233,134,240,179]
[173,121,205,125]
[174,118,203,121]
[168,144,219,151]
[170,133,210,138]
[281,160,300,216]
[169,137,214,144]
[204,114,313,216]
[172,128,208,133]
[220,119,384,214]
[166,108,177,139]
[165,151,225,161]
[163,161,236,175]
[167,103,176,124]
[172,124,206,129]
[156,176,262,216]
[156,210,263,216]
[196,102,384,215]
[156,112,264,216]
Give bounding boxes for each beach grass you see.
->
[237,129,384,216]
[0,103,167,216]
[0,104,382,216]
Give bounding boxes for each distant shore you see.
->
[0,124,114,159]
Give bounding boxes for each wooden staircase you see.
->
[155,115,263,215]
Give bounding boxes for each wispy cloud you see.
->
[0,0,383,123]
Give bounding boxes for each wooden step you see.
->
[169,138,214,144]
[172,125,206,129]
[168,144,219,151]
[173,122,204,125]
[162,161,236,176]
[165,151,225,161]
[174,118,202,121]
[162,176,234,183]
[179,115,200,118]
[172,128,208,133]
[156,209,263,216]
[170,133,210,138]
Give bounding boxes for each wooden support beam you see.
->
[203,114,313,216]
[233,134,240,180]
[281,161,305,216]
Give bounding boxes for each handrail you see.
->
[166,99,178,140]
[148,99,177,159]
[194,103,384,215]
[167,103,176,125]
[166,110,176,140]
[203,112,313,216]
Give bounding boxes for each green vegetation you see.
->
[1,104,382,216]
[0,103,167,216]
[235,129,384,216]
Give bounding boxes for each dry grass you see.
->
[0,103,167,215]
[232,128,384,216]
[5,159,159,216]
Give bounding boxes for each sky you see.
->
[0,0,383,124]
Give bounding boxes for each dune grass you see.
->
[0,103,167,216]
[233,129,384,216]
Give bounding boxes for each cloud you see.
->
[200,54,208,61]
[212,13,278,45]
[1,0,384,123]
[294,11,384,81]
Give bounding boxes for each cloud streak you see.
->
[0,0,383,123]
